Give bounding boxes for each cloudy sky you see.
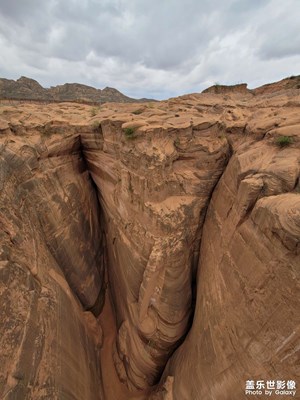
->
[0,0,299,99]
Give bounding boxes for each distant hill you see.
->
[202,76,300,95]
[0,76,153,103]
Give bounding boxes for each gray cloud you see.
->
[0,0,299,99]
[255,0,300,60]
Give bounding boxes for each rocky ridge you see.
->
[0,76,150,103]
[0,77,299,399]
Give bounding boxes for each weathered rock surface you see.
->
[82,114,230,391]
[0,129,105,398]
[0,78,299,399]
[161,143,300,399]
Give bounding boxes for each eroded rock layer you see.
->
[160,142,300,399]
[0,130,105,399]
[0,78,299,399]
[81,118,230,390]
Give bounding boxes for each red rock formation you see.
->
[81,117,229,390]
[0,129,105,398]
[0,78,299,399]
[161,143,300,399]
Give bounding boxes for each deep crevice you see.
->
[75,127,234,394]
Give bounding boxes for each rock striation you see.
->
[0,129,105,398]
[0,77,299,399]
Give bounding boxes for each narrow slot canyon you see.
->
[0,90,299,400]
[77,116,231,397]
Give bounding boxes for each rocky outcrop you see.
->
[203,75,300,96]
[202,83,250,95]
[0,76,150,103]
[48,83,138,103]
[253,75,300,95]
[0,79,299,399]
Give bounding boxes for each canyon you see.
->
[0,77,299,400]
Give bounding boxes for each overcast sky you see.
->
[0,0,299,100]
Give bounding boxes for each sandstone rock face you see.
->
[81,118,230,390]
[0,129,105,398]
[161,143,300,399]
[0,80,299,399]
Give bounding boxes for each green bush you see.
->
[92,120,100,132]
[174,137,180,147]
[123,127,136,139]
[132,109,143,115]
[275,136,293,148]
[90,107,99,117]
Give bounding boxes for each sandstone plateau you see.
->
[0,77,299,400]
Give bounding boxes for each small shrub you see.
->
[174,137,180,147]
[92,120,100,132]
[90,107,99,117]
[132,109,143,115]
[123,126,136,139]
[147,339,156,348]
[275,136,293,148]
[218,133,227,140]
[42,125,52,137]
